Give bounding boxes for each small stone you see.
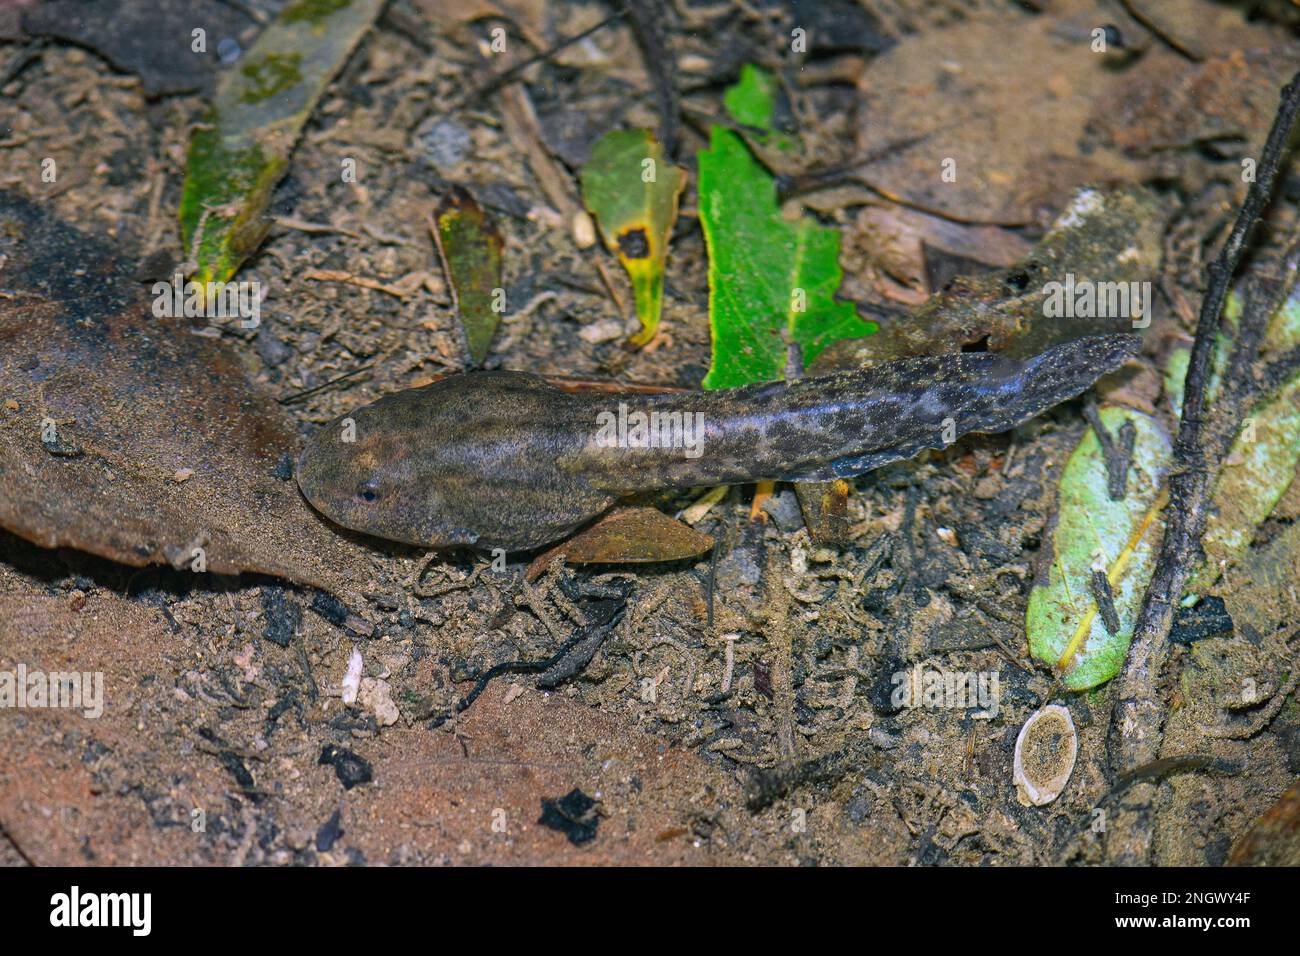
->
[216,36,241,65]
[538,788,600,845]
[255,326,292,367]
[578,318,625,344]
[341,647,363,705]
[173,468,194,483]
[358,677,400,727]
[761,488,804,533]
[572,211,597,249]
[319,745,373,790]
[413,116,472,171]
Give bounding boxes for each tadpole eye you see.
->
[357,479,380,503]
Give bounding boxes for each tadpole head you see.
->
[296,403,412,543]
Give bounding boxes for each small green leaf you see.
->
[724,64,777,129]
[723,64,798,152]
[432,188,504,367]
[580,129,687,346]
[698,125,875,389]
[1027,407,1173,690]
[179,0,385,288]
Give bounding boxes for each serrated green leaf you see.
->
[179,0,384,288]
[580,129,687,346]
[698,125,875,389]
[432,187,504,367]
[1028,407,1173,690]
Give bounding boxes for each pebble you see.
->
[761,488,804,532]
[578,318,625,344]
[413,116,472,170]
[358,677,400,727]
[256,325,292,367]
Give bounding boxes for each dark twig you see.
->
[426,637,582,730]
[536,604,626,688]
[1082,396,1135,499]
[278,362,374,404]
[1090,569,1121,636]
[1105,68,1300,865]
[457,8,629,108]
[427,585,628,727]
[622,0,680,158]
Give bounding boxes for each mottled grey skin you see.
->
[297,334,1137,551]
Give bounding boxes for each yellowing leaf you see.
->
[431,187,504,367]
[1027,407,1173,690]
[580,129,687,345]
[179,0,385,288]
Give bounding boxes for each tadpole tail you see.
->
[590,334,1141,491]
[782,333,1143,481]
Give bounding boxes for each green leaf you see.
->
[1188,288,1300,591]
[580,129,687,346]
[179,0,385,288]
[1027,407,1173,690]
[698,125,875,389]
[432,187,504,367]
[724,64,777,129]
[723,64,798,153]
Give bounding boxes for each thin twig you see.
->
[456,7,629,108]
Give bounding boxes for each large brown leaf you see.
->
[853,5,1155,225]
[0,192,372,596]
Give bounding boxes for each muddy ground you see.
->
[1,0,1299,866]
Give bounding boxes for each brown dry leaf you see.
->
[1094,45,1300,156]
[0,593,750,865]
[0,192,372,597]
[796,479,851,547]
[853,4,1155,225]
[0,594,198,865]
[1228,780,1300,866]
[843,201,1032,303]
[526,506,714,581]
